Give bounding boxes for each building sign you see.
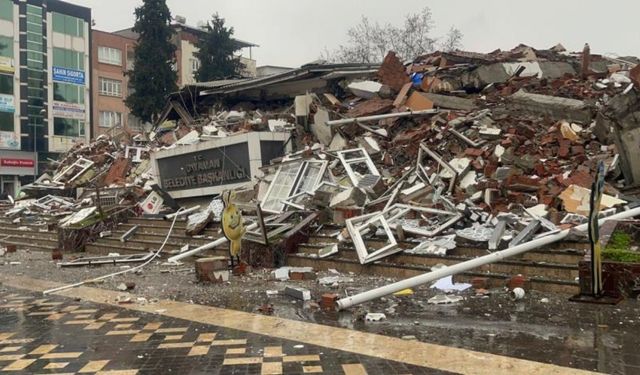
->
[52,101,85,120]
[0,131,19,150]
[0,56,14,73]
[157,142,251,192]
[0,94,14,113]
[1,158,34,167]
[52,66,85,85]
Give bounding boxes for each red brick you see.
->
[377,51,410,92]
[465,148,484,157]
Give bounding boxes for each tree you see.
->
[439,27,463,52]
[195,14,244,81]
[125,0,177,123]
[323,8,461,63]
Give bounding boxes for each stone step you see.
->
[109,230,222,246]
[298,243,584,266]
[115,223,222,237]
[0,227,58,240]
[291,247,578,281]
[0,239,57,252]
[286,254,579,294]
[84,242,228,258]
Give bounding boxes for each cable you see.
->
[43,208,185,295]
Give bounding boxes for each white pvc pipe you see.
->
[164,205,200,220]
[326,109,439,127]
[167,222,259,262]
[336,206,640,310]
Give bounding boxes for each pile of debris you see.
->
[246,44,638,263]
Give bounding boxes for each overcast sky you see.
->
[69,0,640,68]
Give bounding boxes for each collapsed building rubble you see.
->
[4,43,640,309]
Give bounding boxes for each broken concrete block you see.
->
[348,81,383,99]
[347,98,394,118]
[404,91,434,111]
[175,130,200,145]
[312,109,333,146]
[559,185,627,216]
[510,90,593,124]
[330,187,367,208]
[284,286,311,301]
[329,133,348,151]
[423,93,476,111]
[195,257,229,283]
[604,89,640,185]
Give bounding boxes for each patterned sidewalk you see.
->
[0,275,596,375]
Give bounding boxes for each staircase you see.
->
[1,210,586,294]
[0,214,58,252]
[85,217,229,258]
[286,225,587,294]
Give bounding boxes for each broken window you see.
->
[261,160,327,213]
[53,157,94,184]
[337,148,380,187]
[384,204,462,237]
[416,143,457,193]
[346,213,400,264]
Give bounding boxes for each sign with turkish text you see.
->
[52,101,85,120]
[157,142,251,192]
[0,94,14,113]
[52,66,85,85]
[1,158,34,167]
[0,56,14,73]
[0,131,19,150]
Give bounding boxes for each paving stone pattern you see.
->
[0,288,453,374]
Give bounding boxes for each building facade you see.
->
[0,0,91,197]
[91,30,139,137]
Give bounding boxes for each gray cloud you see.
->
[70,0,640,67]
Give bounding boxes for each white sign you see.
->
[0,131,19,150]
[139,191,163,214]
[52,101,86,120]
[0,94,14,113]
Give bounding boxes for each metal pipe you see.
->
[336,206,640,310]
[326,109,440,127]
[167,222,259,262]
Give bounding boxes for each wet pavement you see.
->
[2,250,640,374]
[0,286,440,374]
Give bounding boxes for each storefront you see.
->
[152,132,291,199]
[0,151,36,198]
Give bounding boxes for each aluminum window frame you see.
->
[261,160,327,213]
[337,148,380,187]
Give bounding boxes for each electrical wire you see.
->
[43,208,185,295]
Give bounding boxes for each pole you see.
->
[326,109,440,128]
[336,205,640,310]
[167,222,259,263]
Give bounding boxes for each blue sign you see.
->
[52,66,85,85]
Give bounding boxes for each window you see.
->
[0,112,12,131]
[0,74,12,95]
[54,117,85,137]
[98,46,122,66]
[52,12,84,38]
[0,36,12,59]
[53,48,84,70]
[99,111,122,128]
[190,58,200,73]
[0,0,12,21]
[53,82,84,104]
[99,78,121,97]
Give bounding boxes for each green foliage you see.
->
[604,231,640,263]
[125,0,177,123]
[195,13,244,82]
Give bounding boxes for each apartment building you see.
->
[91,30,138,137]
[0,0,91,196]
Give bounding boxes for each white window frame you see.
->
[261,160,327,213]
[98,46,122,66]
[99,111,122,128]
[99,77,122,97]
